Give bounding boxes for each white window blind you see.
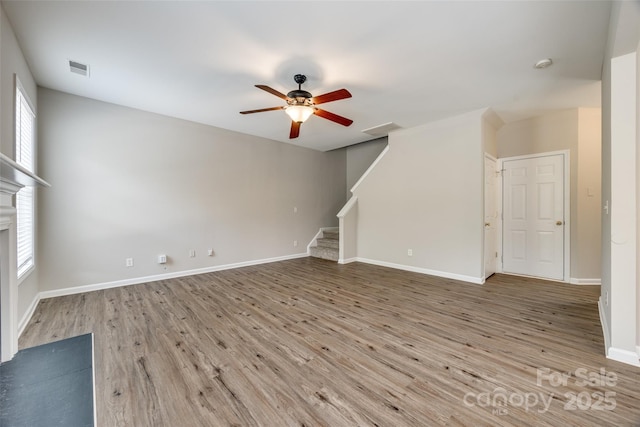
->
[15,86,35,278]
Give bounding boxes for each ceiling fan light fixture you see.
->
[285,105,314,123]
[240,74,352,138]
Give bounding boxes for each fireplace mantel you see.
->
[0,151,49,191]
[0,151,49,362]
[0,152,50,225]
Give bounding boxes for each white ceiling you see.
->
[2,1,611,151]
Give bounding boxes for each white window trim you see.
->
[15,77,36,283]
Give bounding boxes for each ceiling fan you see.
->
[240,74,353,139]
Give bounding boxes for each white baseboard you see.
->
[598,297,610,353]
[18,292,41,337]
[338,257,358,265]
[570,277,601,285]
[40,252,309,300]
[355,257,484,285]
[18,252,308,335]
[607,347,640,367]
[91,333,97,426]
[307,229,324,253]
[598,298,640,367]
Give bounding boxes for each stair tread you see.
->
[310,246,339,262]
[317,238,339,249]
[310,228,339,262]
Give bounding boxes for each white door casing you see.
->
[484,155,498,278]
[502,152,567,281]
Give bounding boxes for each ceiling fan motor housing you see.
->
[288,75,313,105]
[287,89,313,105]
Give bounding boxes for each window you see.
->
[15,83,36,279]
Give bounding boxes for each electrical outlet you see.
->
[207,248,214,256]
[407,249,413,256]
[294,240,298,247]
[189,249,196,258]
[158,254,167,264]
[126,258,134,267]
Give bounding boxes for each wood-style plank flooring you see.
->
[19,258,640,426]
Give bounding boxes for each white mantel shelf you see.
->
[0,152,50,189]
[1,152,49,362]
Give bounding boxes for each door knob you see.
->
[556,220,563,226]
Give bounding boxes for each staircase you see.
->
[309,228,339,261]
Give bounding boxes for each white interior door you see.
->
[484,156,498,278]
[502,153,565,280]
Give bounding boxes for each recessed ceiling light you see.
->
[534,58,553,69]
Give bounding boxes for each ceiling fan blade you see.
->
[256,85,290,100]
[311,89,352,105]
[239,106,284,114]
[313,108,353,127]
[289,121,301,139]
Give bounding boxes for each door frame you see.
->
[497,150,571,282]
[483,154,498,279]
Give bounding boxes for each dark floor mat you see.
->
[0,333,94,427]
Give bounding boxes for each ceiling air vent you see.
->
[69,60,89,77]
[362,122,401,137]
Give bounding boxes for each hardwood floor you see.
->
[19,258,640,426]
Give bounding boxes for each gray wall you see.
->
[1,4,40,324]
[353,110,485,283]
[601,0,640,360]
[345,137,388,198]
[36,88,346,292]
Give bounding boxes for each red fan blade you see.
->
[240,106,284,114]
[311,89,352,105]
[289,121,301,139]
[255,85,290,100]
[313,109,353,127]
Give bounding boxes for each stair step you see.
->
[309,246,339,262]
[322,229,339,240]
[309,228,340,262]
[317,237,339,249]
